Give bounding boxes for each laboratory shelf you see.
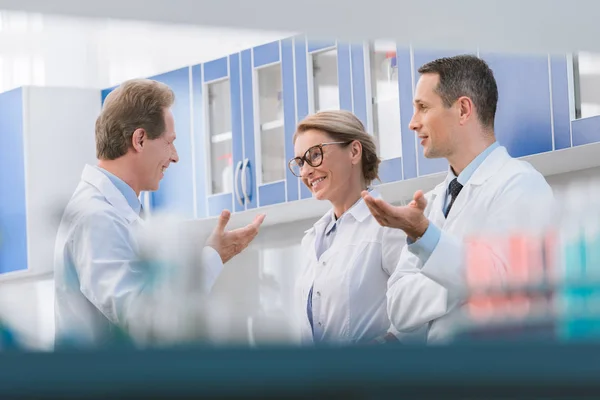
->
[1,342,600,399]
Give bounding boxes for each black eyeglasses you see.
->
[288,141,351,177]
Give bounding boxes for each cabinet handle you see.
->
[234,160,244,207]
[241,158,250,203]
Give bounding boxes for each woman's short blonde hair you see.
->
[294,110,381,183]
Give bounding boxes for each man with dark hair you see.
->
[362,54,555,343]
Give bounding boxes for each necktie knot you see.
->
[449,178,463,198]
[445,178,463,217]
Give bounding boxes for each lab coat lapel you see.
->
[428,180,449,227]
[81,164,142,225]
[305,210,332,264]
[445,146,512,222]
[443,183,472,222]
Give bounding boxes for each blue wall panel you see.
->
[204,57,228,82]
[294,36,310,123]
[148,67,195,218]
[229,53,245,213]
[254,41,280,68]
[208,193,234,216]
[241,49,258,209]
[308,40,336,54]
[397,47,417,180]
[300,182,313,199]
[258,181,287,207]
[572,116,600,146]
[295,36,313,200]
[282,37,299,202]
[0,88,27,274]
[550,55,572,150]
[378,157,403,185]
[191,64,207,219]
[482,52,553,158]
[337,43,353,112]
[351,44,368,127]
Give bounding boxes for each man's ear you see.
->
[131,128,146,152]
[457,96,474,126]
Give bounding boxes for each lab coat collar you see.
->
[81,164,142,224]
[304,189,381,234]
[431,145,512,220]
[466,145,511,186]
[434,145,511,197]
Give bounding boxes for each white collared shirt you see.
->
[295,190,411,345]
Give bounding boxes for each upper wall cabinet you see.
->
[1,86,99,278]
[242,40,290,208]
[480,52,559,158]
[194,54,245,217]
[98,35,576,222]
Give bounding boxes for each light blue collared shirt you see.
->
[408,142,500,263]
[97,167,142,215]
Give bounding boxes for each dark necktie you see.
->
[445,178,463,218]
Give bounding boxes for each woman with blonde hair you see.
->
[289,110,414,345]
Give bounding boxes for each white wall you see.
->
[0,10,291,92]
[23,87,100,278]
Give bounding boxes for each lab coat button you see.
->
[317,291,321,296]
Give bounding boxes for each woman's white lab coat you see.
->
[295,190,412,345]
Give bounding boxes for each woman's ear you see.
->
[350,140,362,165]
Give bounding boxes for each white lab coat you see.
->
[54,165,223,347]
[387,146,556,343]
[295,190,422,345]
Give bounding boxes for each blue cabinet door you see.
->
[239,49,259,209]
[350,43,368,128]
[149,67,195,219]
[245,41,288,207]
[191,64,208,219]
[0,88,27,274]
[481,52,553,158]
[295,37,354,199]
[294,35,313,200]
[397,46,417,180]
[202,55,243,216]
[364,43,405,184]
[229,53,245,214]
[282,37,299,202]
